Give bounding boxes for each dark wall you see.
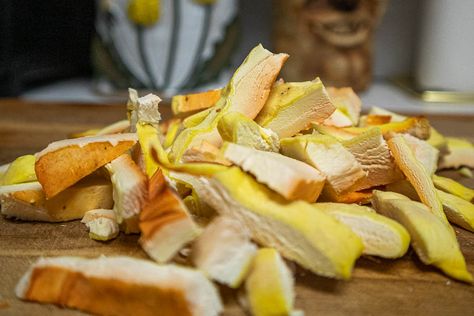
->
[0,0,95,96]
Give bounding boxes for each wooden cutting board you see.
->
[1,100,473,315]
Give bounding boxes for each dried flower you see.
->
[128,0,160,26]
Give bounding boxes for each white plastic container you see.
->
[415,0,474,91]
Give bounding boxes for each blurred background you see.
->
[1,0,473,114]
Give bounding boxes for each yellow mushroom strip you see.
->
[387,134,447,223]
[432,174,474,203]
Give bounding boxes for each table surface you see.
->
[1,99,473,316]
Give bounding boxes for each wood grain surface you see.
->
[1,99,473,316]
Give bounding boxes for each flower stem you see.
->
[180,4,213,89]
[161,0,181,90]
[137,25,158,89]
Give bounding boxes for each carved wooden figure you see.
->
[274,0,388,91]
